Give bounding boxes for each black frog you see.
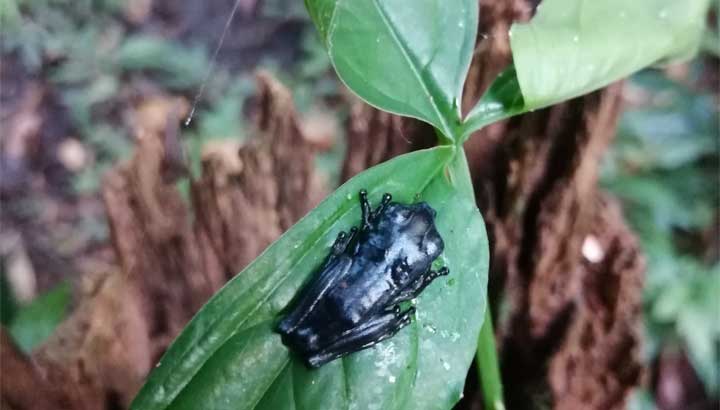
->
[277,189,448,368]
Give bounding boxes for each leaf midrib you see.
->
[368,0,455,140]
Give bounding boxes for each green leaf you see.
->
[627,390,657,410]
[475,307,504,410]
[604,167,714,236]
[612,73,718,170]
[305,0,478,141]
[677,266,720,395]
[643,258,720,395]
[0,0,21,31]
[651,282,690,322]
[509,0,710,110]
[702,28,720,57]
[680,303,719,395]
[462,0,711,137]
[8,282,71,353]
[460,66,524,142]
[131,146,489,410]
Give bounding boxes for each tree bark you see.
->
[0,72,325,410]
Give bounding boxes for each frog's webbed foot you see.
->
[389,267,449,305]
[304,306,415,368]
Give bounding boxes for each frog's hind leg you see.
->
[277,244,353,335]
[305,306,415,368]
[389,267,449,305]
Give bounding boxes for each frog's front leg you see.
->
[305,306,415,368]
[359,189,373,230]
[371,193,392,221]
[359,190,392,230]
[389,267,449,305]
[331,227,358,255]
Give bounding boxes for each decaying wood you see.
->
[32,271,151,409]
[1,329,103,410]
[548,195,645,410]
[340,103,436,181]
[1,72,323,410]
[104,121,211,358]
[494,86,646,410]
[193,72,325,278]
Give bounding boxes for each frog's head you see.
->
[376,202,444,259]
[382,202,435,226]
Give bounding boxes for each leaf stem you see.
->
[476,304,505,410]
[433,127,455,146]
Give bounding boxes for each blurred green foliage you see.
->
[1,0,344,356]
[701,0,720,57]
[1,0,343,193]
[628,389,658,410]
[602,65,719,397]
[5,281,72,352]
[117,35,210,89]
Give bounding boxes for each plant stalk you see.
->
[476,304,505,410]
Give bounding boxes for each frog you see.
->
[277,189,448,368]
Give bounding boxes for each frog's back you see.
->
[323,254,394,325]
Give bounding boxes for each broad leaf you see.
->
[510,0,710,109]
[305,0,478,140]
[462,0,710,137]
[131,146,489,410]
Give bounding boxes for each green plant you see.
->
[603,66,719,399]
[131,0,710,409]
[647,259,720,395]
[2,0,218,196]
[6,282,72,353]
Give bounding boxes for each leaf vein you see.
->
[369,0,453,139]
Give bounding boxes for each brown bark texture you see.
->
[1,72,325,410]
[1,1,646,409]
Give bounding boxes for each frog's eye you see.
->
[407,216,429,236]
[392,212,411,225]
[395,208,412,220]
